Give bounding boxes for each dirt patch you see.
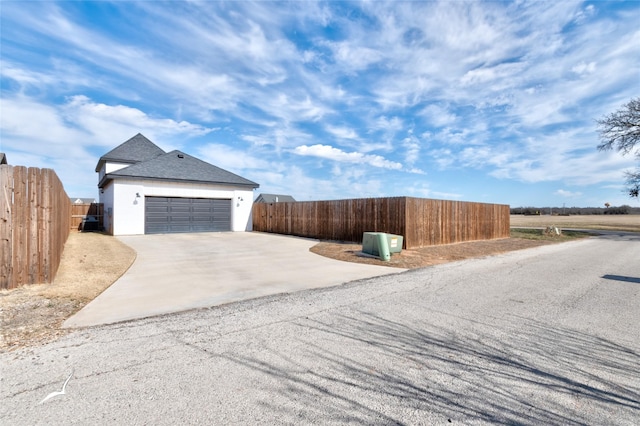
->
[310,236,567,269]
[0,232,135,352]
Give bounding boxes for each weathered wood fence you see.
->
[252,196,510,249]
[71,203,103,231]
[0,165,71,289]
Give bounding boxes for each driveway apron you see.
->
[64,232,403,328]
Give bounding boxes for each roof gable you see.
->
[0,153,7,165]
[105,150,259,188]
[95,133,165,172]
[70,197,97,204]
[255,193,296,203]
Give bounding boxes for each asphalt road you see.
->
[2,233,639,425]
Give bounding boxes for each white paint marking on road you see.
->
[39,371,73,405]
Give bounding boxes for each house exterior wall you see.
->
[98,162,132,183]
[108,179,255,235]
[99,183,115,235]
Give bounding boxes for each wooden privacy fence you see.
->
[0,165,71,289]
[71,203,103,231]
[252,196,510,249]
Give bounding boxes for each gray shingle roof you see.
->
[104,150,259,188]
[70,197,97,204]
[255,193,296,203]
[95,133,165,172]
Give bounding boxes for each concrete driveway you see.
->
[64,232,404,328]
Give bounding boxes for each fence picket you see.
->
[27,168,40,283]
[41,169,52,283]
[12,167,28,288]
[0,166,13,288]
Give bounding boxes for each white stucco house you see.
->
[96,133,259,235]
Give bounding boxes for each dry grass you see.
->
[510,214,640,232]
[0,232,136,352]
[311,238,547,269]
[310,229,591,270]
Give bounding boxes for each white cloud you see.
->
[1,96,87,153]
[241,125,314,150]
[275,94,331,122]
[572,4,597,25]
[196,144,272,173]
[486,146,634,186]
[2,62,56,87]
[0,94,217,196]
[460,62,525,88]
[430,125,487,146]
[418,105,457,128]
[327,41,383,73]
[3,2,293,114]
[252,164,385,201]
[554,189,582,198]
[402,134,420,165]
[424,121,637,189]
[433,191,464,200]
[325,125,359,140]
[401,182,461,200]
[293,144,402,170]
[372,116,404,132]
[571,61,596,76]
[62,96,212,142]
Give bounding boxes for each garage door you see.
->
[145,197,231,234]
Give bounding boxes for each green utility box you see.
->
[362,232,403,261]
[362,232,381,256]
[387,234,403,254]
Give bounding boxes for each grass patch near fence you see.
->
[510,228,593,241]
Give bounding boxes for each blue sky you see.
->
[1,1,639,208]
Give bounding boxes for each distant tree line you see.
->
[510,205,639,215]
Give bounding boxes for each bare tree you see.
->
[597,97,640,197]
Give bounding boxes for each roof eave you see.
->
[103,174,259,189]
[95,157,139,173]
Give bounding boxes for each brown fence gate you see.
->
[71,203,104,231]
